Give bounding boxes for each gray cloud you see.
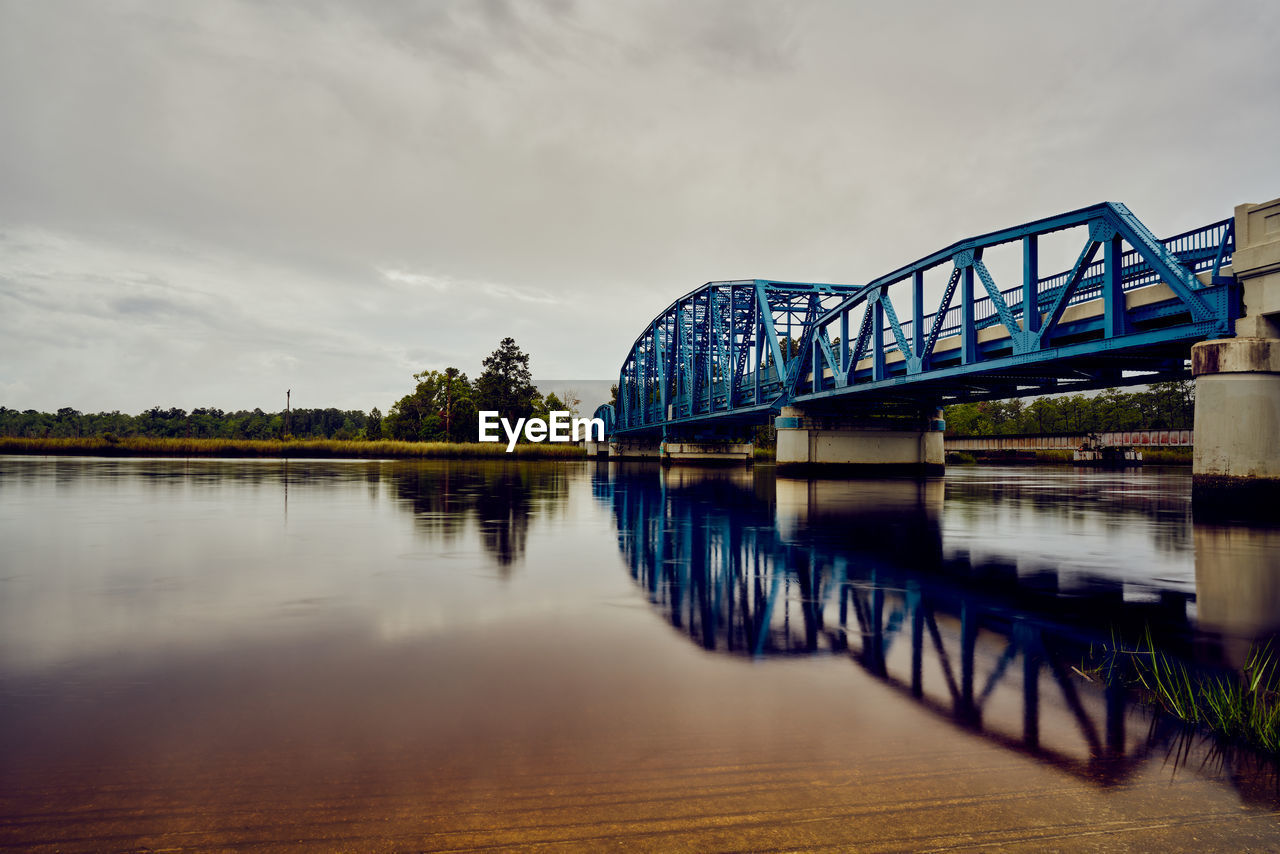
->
[0,0,1277,412]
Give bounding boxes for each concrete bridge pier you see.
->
[1192,197,1280,506]
[775,406,946,475]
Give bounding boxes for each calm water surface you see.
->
[2,456,1279,851]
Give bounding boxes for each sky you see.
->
[2,0,1278,414]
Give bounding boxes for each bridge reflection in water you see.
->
[593,463,1280,799]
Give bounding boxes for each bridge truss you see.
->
[615,279,861,434]
[613,203,1236,436]
[797,202,1235,411]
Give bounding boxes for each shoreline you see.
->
[751,447,1193,466]
[2,437,1194,466]
[944,448,1193,466]
[0,437,587,460]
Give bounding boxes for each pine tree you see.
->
[475,337,539,423]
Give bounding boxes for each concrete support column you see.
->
[775,406,945,475]
[1192,197,1280,506]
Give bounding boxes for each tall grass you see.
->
[1141,448,1193,465]
[1099,628,1280,755]
[0,436,587,460]
[950,449,1075,465]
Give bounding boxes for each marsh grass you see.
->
[0,436,587,460]
[954,449,1074,464]
[1093,628,1280,755]
[1141,448,1193,465]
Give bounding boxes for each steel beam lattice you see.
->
[798,203,1236,408]
[610,203,1237,437]
[614,280,858,435]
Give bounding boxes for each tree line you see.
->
[0,404,370,441]
[0,337,578,443]
[1,339,1194,443]
[943,380,1195,436]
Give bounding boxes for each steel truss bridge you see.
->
[610,203,1236,437]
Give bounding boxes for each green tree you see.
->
[386,370,443,440]
[367,407,383,440]
[386,367,476,441]
[439,367,473,442]
[534,392,564,422]
[55,407,82,437]
[447,397,479,443]
[943,402,993,435]
[475,337,539,425]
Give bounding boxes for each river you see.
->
[1,456,1278,851]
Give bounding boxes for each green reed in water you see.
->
[1098,628,1280,755]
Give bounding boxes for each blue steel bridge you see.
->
[605,202,1236,439]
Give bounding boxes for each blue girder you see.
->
[611,203,1237,437]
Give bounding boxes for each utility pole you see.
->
[286,389,291,437]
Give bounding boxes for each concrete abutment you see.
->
[1192,197,1280,510]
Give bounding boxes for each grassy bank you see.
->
[0,436,587,460]
[945,449,1074,465]
[1140,448,1194,465]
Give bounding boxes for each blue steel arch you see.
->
[613,202,1237,436]
[615,279,861,435]
[592,402,615,438]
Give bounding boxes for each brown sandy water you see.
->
[2,457,1278,852]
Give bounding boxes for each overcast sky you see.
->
[2,1,1278,413]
